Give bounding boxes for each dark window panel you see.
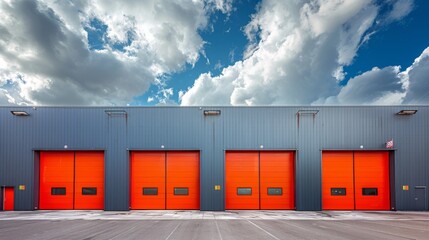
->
[237,187,252,195]
[331,188,346,196]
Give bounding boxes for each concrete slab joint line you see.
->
[214,214,224,240]
[246,220,281,240]
[165,222,181,240]
[109,225,139,240]
[1,211,429,239]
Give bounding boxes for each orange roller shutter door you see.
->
[354,152,390,210]
[225,152,259,210]
[322,152,354,210]
[130,152,166,209]
[74,152,104,210]
[166,152,200,210]
[260,151,295,210]
[39,152,74,210]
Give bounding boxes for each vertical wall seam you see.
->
[352,151,356,210]
[319,151,322,210]
[129,152,131,209]
[37,152,41,210]
[258,151,261,210]
[165,151,167,210]
[73,151,76,210]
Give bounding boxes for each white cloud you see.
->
[332,66,346,82]
[214,60,223,70]
[302,0,373,38]
[88,0,209,71]
[178,90,185,101]
[182,0,382,105]
[322,66,405,105]
[180,65,240,105]
[228,49,235,63]
[1,0,423,107]
[157,87,174,105]
[403,46,429,104]
[386,0,413,22]
[181,0,420,106]
[0,89,15,105]
[0,83,30,105]
[206,0,234,15]
[322,46,429,105]
[0,0,219,105]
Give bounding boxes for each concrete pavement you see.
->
[1,211,428,239]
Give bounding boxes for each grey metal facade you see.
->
[1,106,428,211]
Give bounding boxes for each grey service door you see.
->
[413,186,427,211]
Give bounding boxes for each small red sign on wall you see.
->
[386,139,394,149]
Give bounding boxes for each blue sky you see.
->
[133,0,256,105]
[343,0,429,79]
[0,0,428,106]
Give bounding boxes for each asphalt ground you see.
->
[1,211,428,240]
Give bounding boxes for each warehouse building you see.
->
[0,106,428,211]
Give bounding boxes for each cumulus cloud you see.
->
[1,0,425,106]
[182,0,380,105]
[403,47,429,104]
[181,64,240,105]
[321,46,429,105]
[181,0,421,106]
[322,66,405,105]
[0,0,218,105]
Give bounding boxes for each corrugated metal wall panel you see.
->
[105,114,128,210]
[390,107,429,210]
[1,106,428,211]
[297,111,321,210]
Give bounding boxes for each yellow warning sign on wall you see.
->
[402,185,409,191]
[18,185,26,190]
[214,185,221,190]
